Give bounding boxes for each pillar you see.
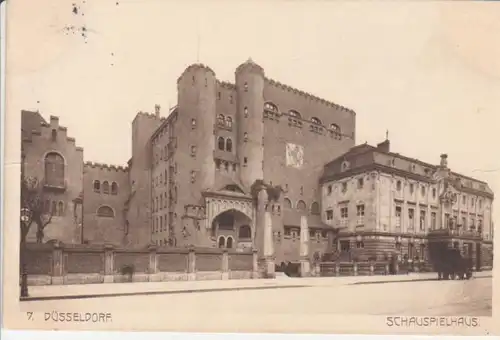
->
[263,210,275,278]
[252,248,259,278]
[299,215,310,277]
[188,247,196,281]
[222,250,229,280]
[51,241,64,285]
[148,245,159,282]
[103,244,114,283]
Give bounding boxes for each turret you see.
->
[235,58,265,190]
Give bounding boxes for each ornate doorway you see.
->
[211,209,253,250]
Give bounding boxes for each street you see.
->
[21,274,492,317]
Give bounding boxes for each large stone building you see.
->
[20,59,494,269]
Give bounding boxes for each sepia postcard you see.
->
[2,0,500,337]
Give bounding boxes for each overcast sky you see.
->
[6,1,500,197]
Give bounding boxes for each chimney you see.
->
[376,139,390,153]
[154,104,161,117]
[440,154,448,168]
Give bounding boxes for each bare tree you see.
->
[20,177,53,243]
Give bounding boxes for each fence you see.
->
[23,242,259,286]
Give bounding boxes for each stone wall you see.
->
[24,242,259,286]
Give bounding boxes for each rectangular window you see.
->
[326,209,333,221]
[357,178,364,189]
[395,206,402,228]
[420,210,426,230]
[356,204,365,225]
[340,207,348,227]
[445,213,450,229]
[408,208,414,229]
[431,212,437,230]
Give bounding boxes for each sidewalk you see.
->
[21,270,492,301]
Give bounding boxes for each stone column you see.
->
[252,249,259,279]
[263,210,275,278]
[188,247,196,281]
[148,245,160,282]
[51,241,64,285]
[299,215,310,277]
[222,250,229,280]
[103,244,114,283]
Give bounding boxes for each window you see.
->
[244,132,248,142]
[243,157,248,166]
[289,110,301,119]
[191,171,196,183]
[191,145,197,157]
[191,118,196,129]
[341,161,349,171]
[264,102,278,112]
[463,195,466,204]
[218,236,225,248]
[97,205,114,218]
[408,208,415,229]
[300,186,304,195]
[420,210,426,230]
[396,181,402,191]
[409,184,414,194]
[226,237,234,249]
[232,163,236,171]
[226,116,233,128]
[159,195,163,209]
[356,241,364,249]
[111,182,118,195]
[284,198,292,209]
[432,188,436,198]
[297,200,306,211]
[340,207,348,227]
[395,206,402,228]
[311,202,320,215]
[327,185,332,195]
[356,204,365,225]
[341,182,347,193]
[244,82,248,91]
[357,178,364,189]
[102,181,110,194]
[284,228,291,236]
[160,216,163,231]
[326,209,333,221]
[93,180,100,193]
[51,129,57,141]
[230,95,233,103]
[461,216,466,228]
[479,199,483,208]
[244,107,248,117]
[218,92,221,100]
[330,124,340,133]
[57,201,64,216]
[51,201,57,215]
[311,117,322,125]
[218,137,225,150]
[44,152,65,187]
[421,185,426,196]
[431,212,437,230]
[226,138,232,152]
[218,114,225,126]
[239,225,251,239]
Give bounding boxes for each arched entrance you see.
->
[211,209,253,249]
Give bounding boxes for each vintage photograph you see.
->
[3,0,499,336]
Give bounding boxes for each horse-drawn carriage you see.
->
[434,248,473,280]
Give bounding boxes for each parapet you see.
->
[177,63,216,84]
[265,78,356,115]
[84,161,129,173]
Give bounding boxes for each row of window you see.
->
[325,204,365,226]
[43,200,65,216]
[93,180,119,195]
[152,188,178,212]
[282,198,320,215]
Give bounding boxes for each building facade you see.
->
[20,59,493,269]
[320,140,494,269]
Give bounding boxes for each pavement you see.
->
[21,270,492,301]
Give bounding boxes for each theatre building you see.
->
[320,139,494,269]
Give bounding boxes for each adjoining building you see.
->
[20,59,494,270]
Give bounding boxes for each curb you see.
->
[350,274,492,286]
[20,284,309,302]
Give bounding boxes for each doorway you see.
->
[476,243,482,271]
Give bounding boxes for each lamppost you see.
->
[20,207,30,297]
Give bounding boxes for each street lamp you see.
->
[20,208,30,298]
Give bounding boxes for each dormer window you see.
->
[311,117,322,125]
[341,161,349,172]
[244,107,248,118]
[264,102,278,112]
[244,82,248,91]
[289,110,301,119]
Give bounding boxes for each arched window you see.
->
[283,198,292,209]
[218,137,225,150]
[226,237,234,249]
[102,181,110,194]
[57,201,64,216]
[97,205,115,218]
[218,236,225,248]
[93,180,101,193]
[311,117,322,125]
[396,181,402,191]
[226,138,233,152]
[51,201,57,214]
[44,152,65,187]
[218,114,225,126]
[239,225,252,239]
[226,116,233,128]
[330,124,340,132]
[244,107,249,117]
[264,102,278,112]
[111,182,118,195]
[289,110,301,119]
[311,202,320,215]
[297,200,306,211]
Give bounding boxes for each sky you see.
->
[5,0,500,195]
